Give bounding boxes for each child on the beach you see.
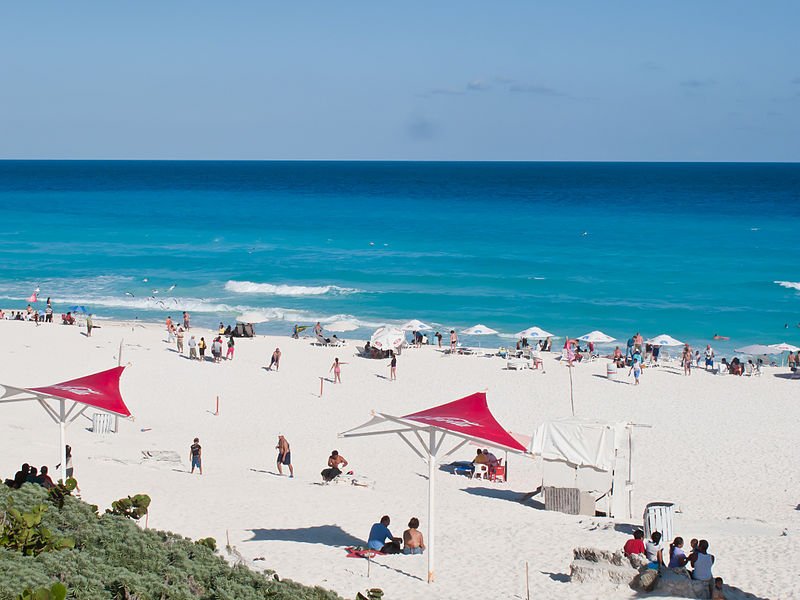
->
[190,438,202,474]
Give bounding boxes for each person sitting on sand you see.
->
[645,531,665,568]
[623,530,646,557]
[689,539,714,581]
[712,577,726,599]
[36,466,55,489]
[368,515,401,554]
[321,450,347,482]
[403,517,425,555]
[26,466,38,484]
[613,346,625,368]
[668,536,689,568]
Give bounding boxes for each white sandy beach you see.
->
[1,319,798,599]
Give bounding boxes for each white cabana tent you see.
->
[341,392,528,583]
[400,319,432,332]
[514,326,555,339]
[370,326,405,351]
[645,334,684,347]
[577,330,616,344]
[530,417,638,519]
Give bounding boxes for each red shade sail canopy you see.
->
[402,391,526,452]
[30,366,131,417]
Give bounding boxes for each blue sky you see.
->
[1,1,798,161]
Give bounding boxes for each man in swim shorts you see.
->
[276,434,293,477]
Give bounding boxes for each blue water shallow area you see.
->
[0,160,799,354]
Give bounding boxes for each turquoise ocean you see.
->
[1,161,799,355]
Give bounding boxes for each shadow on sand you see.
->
[461,486,545,509]
[245,524,364,548]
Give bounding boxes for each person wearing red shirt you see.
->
[624,530,646,556]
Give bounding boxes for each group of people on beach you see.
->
[4,445,77,492]
[367,515,425,556]
[624,530,724,597]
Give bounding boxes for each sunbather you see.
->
[402,518,425,555]
[321,450,348,482]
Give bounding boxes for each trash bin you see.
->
[643,502,675,544]
[606,363,617,380]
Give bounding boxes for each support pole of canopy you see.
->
[427,428,436,583]
[59,399,67,482]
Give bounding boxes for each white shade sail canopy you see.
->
[645,334,684,347]
[577,330,616,344]
[461,324,499,336]
[400,319,432,331]
[370,326,405,350]
[514,326,554,339]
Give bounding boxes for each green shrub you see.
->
[0,484,344,600]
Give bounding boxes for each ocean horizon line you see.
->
[1,158,799,165]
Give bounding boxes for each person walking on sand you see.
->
[682,343,692,376]
[189,437,202,474]
[183,311,190,330]
[188,335,197,359]
[86,313,93,337]
[165,315,173,338]
[198,337,207,361]
[268,347,281,371]
[388,351,397,380]
[176,327,184,354]
[629,354,642,385]
[226,336,235,360]
[276,434,293,477]
[435,331,442,347]
[330,357,346,383]
[704,344,715,371]
[449,330,458,351]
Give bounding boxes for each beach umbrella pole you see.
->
[59,399,67,482]
[427,429,436,583]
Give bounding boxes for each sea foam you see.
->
[774,281,800,291]
[224,280,362,296]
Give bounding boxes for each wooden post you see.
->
[319,377,324,398]
[526,561,530,600]
[214,396,219,416]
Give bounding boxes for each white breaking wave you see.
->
[224,280,362,296]
[774,281,800,291]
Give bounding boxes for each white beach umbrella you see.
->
[236,311,269,323]
[646,334,684,347]
[734,344,778,355]
[461,324,499,336]
[370,326,405,350]
[400,319,433,331]
[577,330,616,344]
[770,342,800,352]
[514,326,554,339]
[326,319,360,333]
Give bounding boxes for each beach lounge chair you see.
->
[315,333,333,346]
[507,359,529,370]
